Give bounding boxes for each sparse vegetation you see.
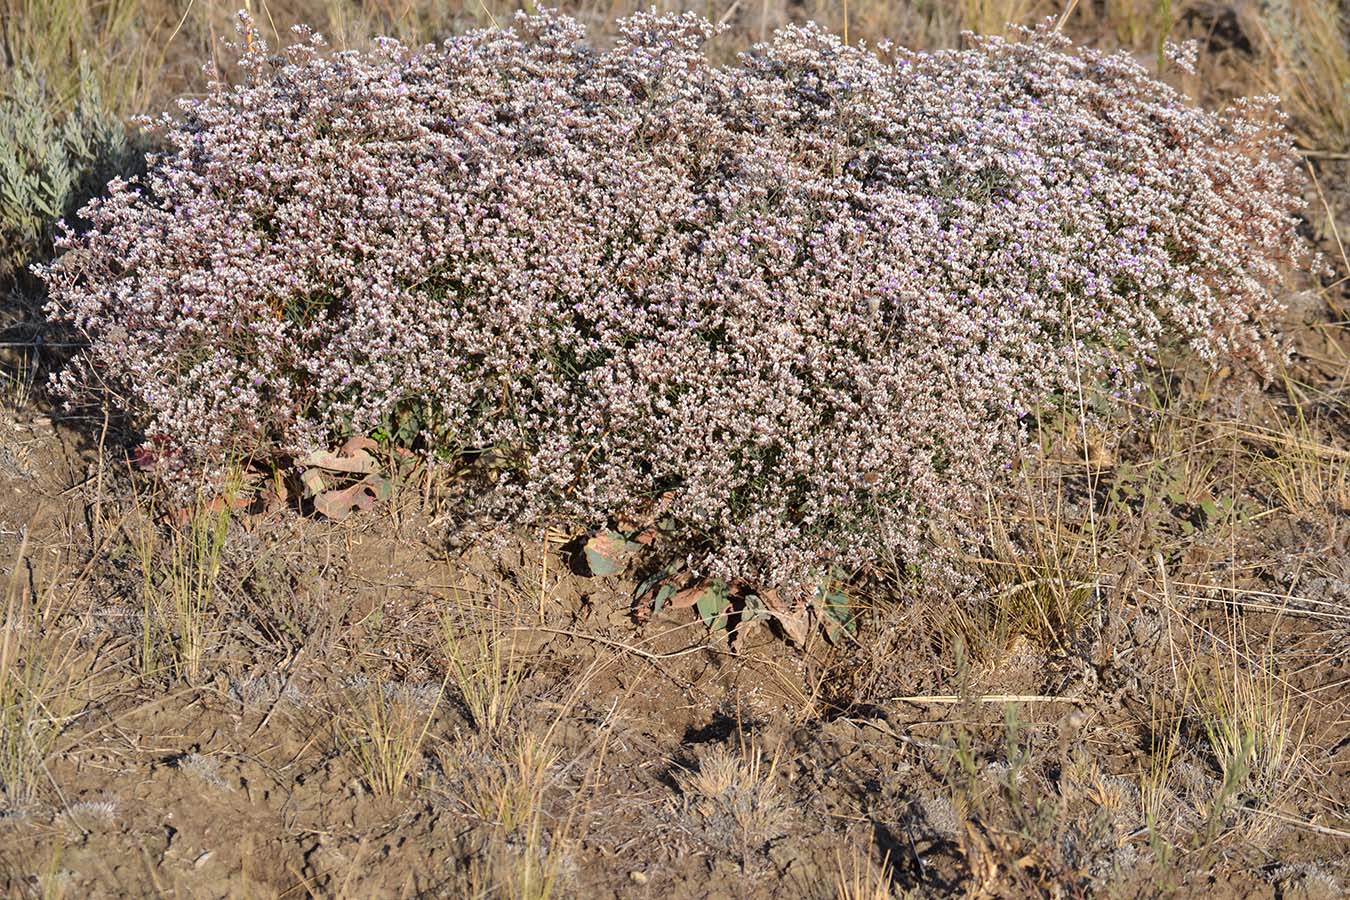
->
[0,1,1347,897]
[1246,0,1350,152]
[674,741,789,864]
[1,535,67,811]
[443,598,529,742]
[1191,619,1305,844]
[129,477,234,683]
[338,675,446,798]
[833,844,901,900]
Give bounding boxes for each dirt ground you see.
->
[1,251,1349,898]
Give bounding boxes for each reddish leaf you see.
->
[129,445,158,470]
[313,481,382,521]
[298,438,379,474]
[760,588,811,646]
[300,467,328,497]
[668,582,707,609]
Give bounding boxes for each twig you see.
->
[1239,806,1350,840]
[1299,148,1350,161]
[891,694,1085,705]
[250,646,307,738]
[1167,580,1345,610]
[841,717,954,753]
[506,624,727,661]
[1137,588,1350,623]
[716,0,743,28]
[1054,0,1081,33]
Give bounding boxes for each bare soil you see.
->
[2,300,1349,899]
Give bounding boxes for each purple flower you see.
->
[38,8,1308,602]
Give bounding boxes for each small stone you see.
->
[628,871,648,884]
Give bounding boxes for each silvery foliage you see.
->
[2,60,140,282]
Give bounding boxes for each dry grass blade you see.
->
[1243,0,1350,152]
[833,845,900,899]
[129,475,234,683]
[442,587,528,742]
[338,676,446,798]
[891,693,1085,705]
[1,529,86,812]
[674,740,788,863]
[1186,614,1308,848]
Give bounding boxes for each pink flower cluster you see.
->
[42,10,1308,599]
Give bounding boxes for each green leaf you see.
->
[653,583,676,615]
[696,580,729,630]
[817,578,857,643]
[584,530,641,577]
[634,569,663,600]
[369,474,393,503]
[742,593,768,623]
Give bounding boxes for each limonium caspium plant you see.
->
[41,10,1308,605]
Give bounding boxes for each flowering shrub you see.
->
[42,10,1308,603]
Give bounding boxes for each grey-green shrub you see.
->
[1,60,141,283]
